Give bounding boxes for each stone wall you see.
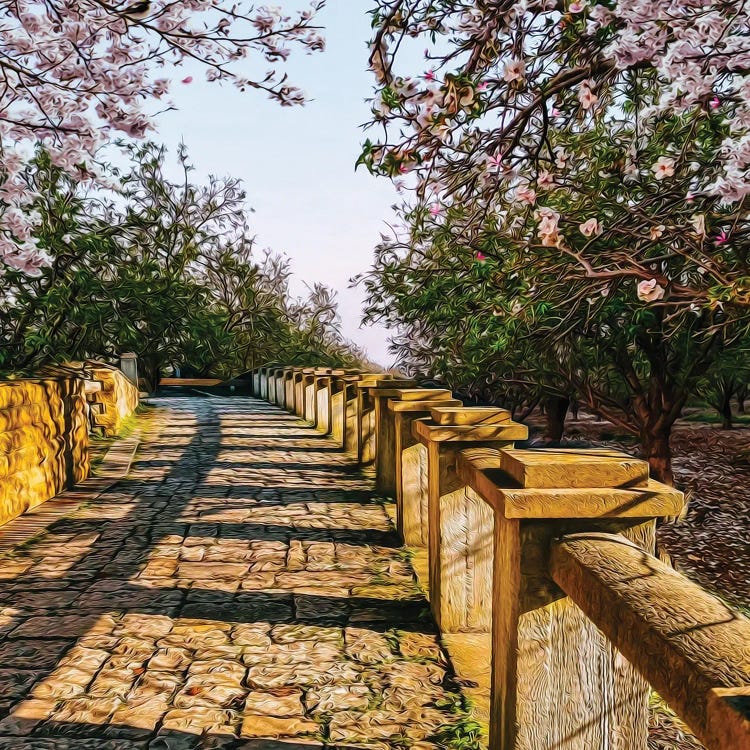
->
[0,378,89,528]
[86,364,140,437]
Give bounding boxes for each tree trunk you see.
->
[570,399,579,420]
[641,428,673,485]
[544,396,570,445]
[720,391,733,430]
[737,385,747,414]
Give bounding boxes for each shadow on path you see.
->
[0,396,469,749]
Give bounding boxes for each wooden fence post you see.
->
[283,368,296,412]
[456,447,684,750]
[273,368,286,407]
[326,373,353,447]
[388,398,462,547]
[356,377,416,466]
[314,372,334,434]
[293,369,307,416]
[413,407,528,632]
[259,367,270,400]
[372,387,453,498]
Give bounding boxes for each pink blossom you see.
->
[577,81,598,109]
[486,153,503,170]
[0,0,326,270]
[709,96,720,110]
[429,203,442,217]
[477,81,489,92]
[536,207,561,246]
[554,147,570,169]
[715,229,729,244]
[637,279,666,302]
[537,170,554,189]
[569,1,587,12]
[424,70,436,81]
[652,156,675,180]
[514,186,537,205]
[476,251,487,261]
[503,59,525,84]
[579,218,600,237]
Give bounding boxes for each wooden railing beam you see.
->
[456,447,685,750]
[550,532,750,750]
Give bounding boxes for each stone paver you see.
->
[0,397,475,749]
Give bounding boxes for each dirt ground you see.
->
[526,412,750,750]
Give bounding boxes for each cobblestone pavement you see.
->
[0,397,476,750]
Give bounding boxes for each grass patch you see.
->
[89,404,149,470]
[430,714,486,750]
[681,410,750,426]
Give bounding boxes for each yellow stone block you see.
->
[373,387,452,400]
[498,480,684,518]
[414,418,528,444]
[500,448,649,489]
[388,398,462,413]
[429,406,512,426]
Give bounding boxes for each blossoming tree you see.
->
[359,0,750,481]
[362,0,750,310]
[0,0,325,274]
[1,143,365,381]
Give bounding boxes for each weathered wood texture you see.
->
[253,367,268,401]
[303,378,316,424]
[430,406,512,426]
[273,370,285,407]
[293,371,306,417]
[356,378,416,466]
[401,441,430,547]
[457,447,683,750]
[416,413,528,635]
[0,378,89,528]
[331,383,345,444]
[500,448,649,488]
[344,380,360,455]
[551,533,750,750]
[392,401,463,547]
[496,519,654,750]
[375,389,453,498]
[284,369,295,412]
[315,376,331,435]
[357,386,377,465]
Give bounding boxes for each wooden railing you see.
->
[249,365,750,750]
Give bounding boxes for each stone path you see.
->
[0,396,477,750]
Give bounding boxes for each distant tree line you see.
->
[0,144,366,391]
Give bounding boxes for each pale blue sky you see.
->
[158,2,401,366]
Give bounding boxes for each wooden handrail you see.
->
[550,532,750,750]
